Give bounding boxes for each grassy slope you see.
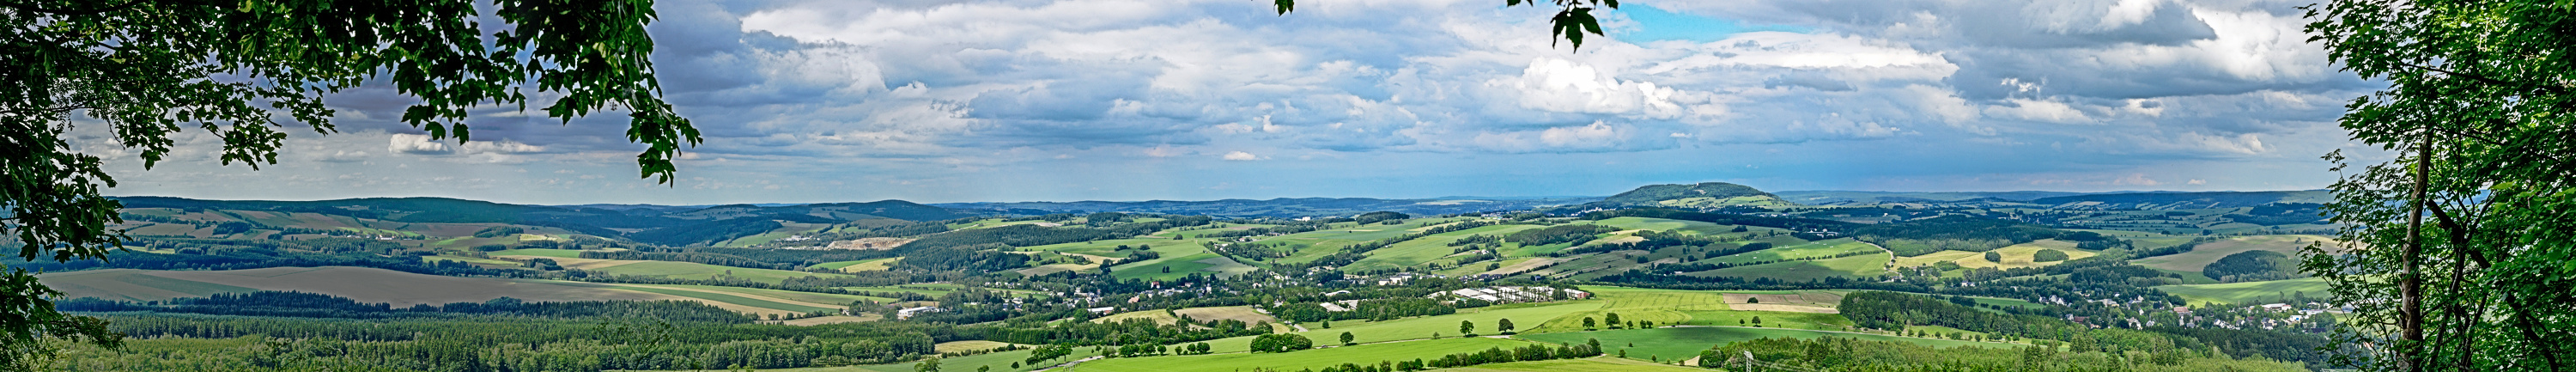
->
[1686,253,1892,282]
[2153,277,2331,306]
[1431,357,1704,372]
[2130,235,2334,272]
[1202,302,1602,353]
[1948,240,2096,270]
[1069,338,1543,372]
[1517,326,2017,363]
[1343,224,1543,272]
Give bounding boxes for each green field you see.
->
[1517,326,2017,363]
[1431,357,1702,372]
[2154,277,2332,306]
[1342,224,1544,272]
[1199,302,1601,353]
[1103,241,1255,281]
[1686,252,1891,282]
[2130,235,2335,272]
[1697,238,1879,265]
[1068,337,1544,372]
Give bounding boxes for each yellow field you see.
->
[1092,309,1182,325]
[1949,241,2095,269]
[1893,250,1982,267]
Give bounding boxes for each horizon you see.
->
[105,183,2332,206]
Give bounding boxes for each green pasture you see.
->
[2154,277,2331,306]
[1517,326,2016,363]
[1686,252,1890,282]
[1070,337,1543,372]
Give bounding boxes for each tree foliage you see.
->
[2304,0,2576,369]
[1,0,695,363]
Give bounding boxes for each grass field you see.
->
[2130,235,2336,272]
[1430,357,1703,372]
[1342,224,1544,272]
[1093,309,1182,325]
[1172,306,1279,326]
[1200,302,1601,353]
[1697,238,1879,265]
[2154,277,2332,306]
[1517,326,2017,363]
[1686,252,1891,282]
[934,340,1024,354]
[793,342,1108,372]
[1892,250,1983,267]
[1524,287,1853,333]
[1067,337,1545,372]
[1948,240,2095,270]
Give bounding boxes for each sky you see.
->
[72,0,2389,205]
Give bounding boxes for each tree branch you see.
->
[2391,60,2572,96]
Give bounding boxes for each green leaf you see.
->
[1276,0,1294,14]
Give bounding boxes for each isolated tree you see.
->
[0,0,692,366]
[1340,332,1355,345]
[1583,317,1596,330]
[1497,318,1516,333]
[2304,0,2576,370]
[1603,313,1622,328]
[1984,251,2005,263]
[1460,320,1475,335]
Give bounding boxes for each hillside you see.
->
[934,197,1598,218]
[2029,190,2331,210]
[1594,182,1794,208]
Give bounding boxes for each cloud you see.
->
[77,0,2372,204]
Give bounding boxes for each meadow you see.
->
[2130,235,2336,272]
[2153,277,2332,306]
[1516,326,2019,363]
[1067,337,1545,372]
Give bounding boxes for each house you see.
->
[896,306,945,320]
[2261,303,2294,312]
[1086,307,1117,314]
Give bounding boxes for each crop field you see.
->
[1430,357,1704,372]
[1948,240,2094,270]
[1092,309,1182,325]
[1892,250,1983,267]
[1342,224,1543,272]
[1697,238,1877,265]
[1023,238,1197,258]
[1586,217,1745,235]
[1686,252,1891,282]
[2153,277,2331,306]
[811,258,901,272]
[485,248,585,258]
[1068,337,1544,372]
[1517,326,2017,363]
[1198,302,1601,353]
[2131,235,2337,272]
[1172,306,1279,326]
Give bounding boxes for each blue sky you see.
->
[74,0,2381,204]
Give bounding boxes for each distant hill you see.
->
[932,197,1598,218]
[2031,190,2331,210]
[106,196,980,247]
[1773,191,2093,204]
[1564,182,1796,211]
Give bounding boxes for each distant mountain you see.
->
[2030,190,2333,210]
[933,197,1599,218]
[1566,182,1796,211]
[645,200,977,222]
[1772,191,2093,204]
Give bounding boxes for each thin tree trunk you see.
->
[2402,133,2428,371]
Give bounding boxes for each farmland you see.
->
[2130,235,2337,272]
[1067,337,1545,372]
[1516,326,2019,363]
[2153,277,2332,306]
